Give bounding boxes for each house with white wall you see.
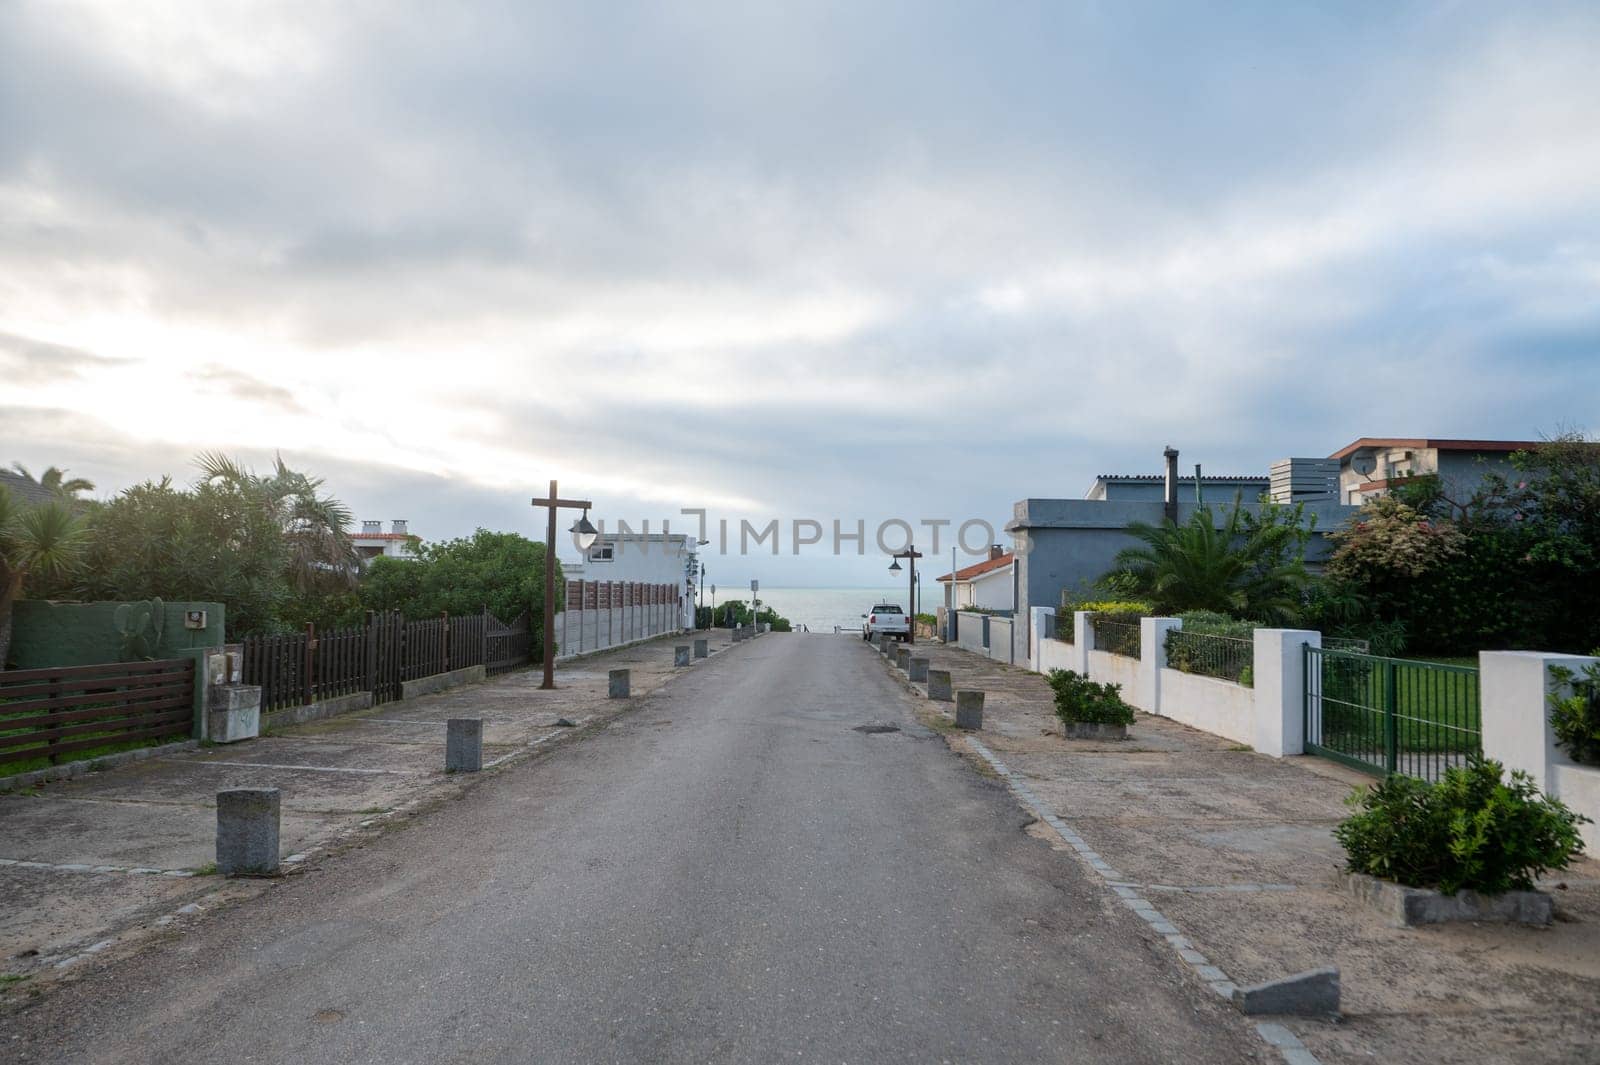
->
[352,520,420,562]
[1328,437,1539,506]
[569,532,698,630]
[936,546,1015,610]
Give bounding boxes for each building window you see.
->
[588,544,614,562]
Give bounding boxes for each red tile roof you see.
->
[937,552,1014,583]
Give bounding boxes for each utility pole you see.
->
[530,480,595,690]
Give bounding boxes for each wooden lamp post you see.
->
[889,545,923,645]
[530,479,595,690]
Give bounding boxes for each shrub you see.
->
[1548,662,1600,765]
[1333,758,1588,894]
[1175,610,1255,639]
[1066,598,1154,617]
[1046,669,1136,727]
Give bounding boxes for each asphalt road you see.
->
[6,634,1260,1064]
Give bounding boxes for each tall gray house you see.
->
[1004,447,1358,668]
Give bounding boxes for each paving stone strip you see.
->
[964,735,1324,1065]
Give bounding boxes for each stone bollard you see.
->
[732,627,744,643]
[675,645,691,667]
[909,657,929,682]
[694,638,708,658]
[446,718,483,773]
[216,788,280,877]
[609,668,631,698]
[881,639,895,657]
[927,669,953,701]
[870,631,882,647]
[955,690,985,729]
[895,647,912,671]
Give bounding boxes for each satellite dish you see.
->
[1350,454,1376,477]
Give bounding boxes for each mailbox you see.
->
[184,609,208,630]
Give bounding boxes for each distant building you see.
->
[0,469,58,507]
[1327,438,1540,506]
[1084,473,1269,503]
[569,532,699,629]
[352,519,420,562]
[936,546,1015,610]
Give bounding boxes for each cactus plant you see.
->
[113,597,164,660]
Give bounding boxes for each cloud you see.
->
[2,1,1599,585]
[0,331,127,383]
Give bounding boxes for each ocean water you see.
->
[727,586,935,633]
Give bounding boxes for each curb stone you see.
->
[963,736,1325,1065]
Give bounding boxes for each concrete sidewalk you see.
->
[886,640,1600,1064]
[0,630,740,991]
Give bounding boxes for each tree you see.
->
[1100,499,1311,623]
[352,529,563,651]
[196,453,359,598]
[10,463,95,501]
[0,487,88,667]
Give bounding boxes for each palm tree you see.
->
[0,487,88,667]
[10,463,95,500]
[196,452,361,594]
[1101,501,1309,623]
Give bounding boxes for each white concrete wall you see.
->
[1159,669,1256,746]
[988,616,1015,664]
[1481,651,1600,851]
[1037,638,1079,675]
[970,566,1015,610]
[554,601,678,659]
[1087,648,1145,709]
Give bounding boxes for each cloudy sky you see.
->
[3,1,1598,585]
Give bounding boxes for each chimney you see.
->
[989,544,1004,561]
[361,520,381,535]
[391,519,408,536]
[1163,446,1180,523]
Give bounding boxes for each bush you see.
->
[1333,759,1588,894]
[1064,598,1154,617]
[1175,610,1255,639]
[1548,662,1600,765]
[1046,669,1136,727]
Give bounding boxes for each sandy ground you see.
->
[0,630,732,992]
[880,637,1600,1065]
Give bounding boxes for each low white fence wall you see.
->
[1087,648,1145,709]
[1158,668,1255,747]
[988,616,1015,665]
[955,611,988,654]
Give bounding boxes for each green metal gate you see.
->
[1303,646,1481,782]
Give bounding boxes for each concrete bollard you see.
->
[694,638,708,658]
[909,657,929,682]
[732,627,744,643]
[955,690,985,729]
[609,668,631,698]
[216,788,280,877]
[895,647,912,671]
[928,669,953,701]
[675,645,691,667]
[446,718,483,772]
[881,639,896,657]
[870,631,882,647]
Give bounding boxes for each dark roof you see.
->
[1094,474,1269,483]
[1328,438,1541,461]
[0,469,58,507]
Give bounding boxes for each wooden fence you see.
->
[243,609,534,714]
[0,657,196,773]
[558,580,683,655]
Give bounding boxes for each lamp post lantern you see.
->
[531,479,595,690]
[889,544,924,645]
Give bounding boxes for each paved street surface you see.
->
[4,634,1260,1064]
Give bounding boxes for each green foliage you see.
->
[696,599,792,631]
[1099,499,1311,624]
[1174,609,1255,639]
[1046,668,1136,726]
[352,529,562,649]
[1063,597,1154,616]
[1334,759,1587,894]
[112,597,165,661]
[1548,662,1600,766]
[1320,434,1600,654]
[1,485,91,666]
[1165,612,1255,685]
[74,477,288,638]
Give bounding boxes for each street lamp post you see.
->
[888,544,924,645]
[530,479,596,690]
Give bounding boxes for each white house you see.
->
[352,519,420,562]
[936,546,1015,610]
[567,532,699,629]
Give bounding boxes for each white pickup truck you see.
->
[861,603,911,642]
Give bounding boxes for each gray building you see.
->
[1004,449,1357,667]
[1329,437,1539,506]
